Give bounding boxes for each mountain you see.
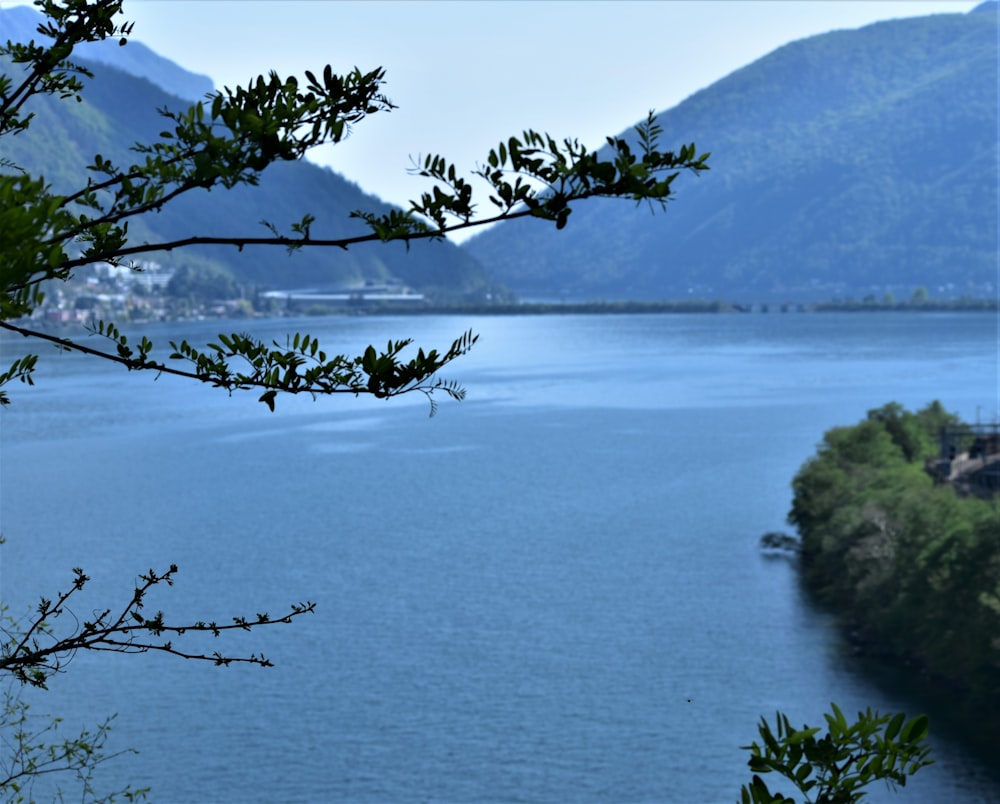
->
[463,6,998,302]
[0,6,492,299]
[1,4,214,101]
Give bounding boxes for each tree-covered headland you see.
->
[790,402,1000,732]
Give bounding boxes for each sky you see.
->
[0,0,982,241]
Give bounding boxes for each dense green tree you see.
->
[165,264,240,301]
[790,402,1000,727]
[867,402,934,462]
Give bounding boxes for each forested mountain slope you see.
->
[464,5,998,302]
[0,7,492,299]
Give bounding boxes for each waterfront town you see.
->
[29,260,426,324]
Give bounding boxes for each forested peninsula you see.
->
[788,403,1000,735]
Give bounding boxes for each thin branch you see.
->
[1,563,318,683]
[47,173,215,248]
[57,205,543,270]
[2,606,315,674]
[6,573,86,668]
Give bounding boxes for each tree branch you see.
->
[1,564,316,687]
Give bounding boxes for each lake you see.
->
[1,311,998,803]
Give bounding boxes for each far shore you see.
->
[275,298,999,317]
[9,297,997,334]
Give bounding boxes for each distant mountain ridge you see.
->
[464,5,998,302]
[4,5,995,303]
[1,4,214,101]
[0,5,492,299]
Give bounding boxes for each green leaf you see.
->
[829,701,848,733]
[884,712,905,741]
[901,714,930,743]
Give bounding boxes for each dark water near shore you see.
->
[2,312,998,803]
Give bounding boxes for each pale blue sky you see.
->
[1,1,981,239]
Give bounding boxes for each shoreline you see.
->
[7,298,997,334]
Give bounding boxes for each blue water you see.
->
[1,312,998,803]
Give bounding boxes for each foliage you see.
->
[740,704,933,803]
[789,402,1000,720]
[165,263,240,301]
[1,692,149,803]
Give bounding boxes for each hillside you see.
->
[1,3,214,101]
[464,5,998,302]
[0,7,492,300]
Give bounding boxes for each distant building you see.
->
[932,423,1000,496]
[260,283,425,309]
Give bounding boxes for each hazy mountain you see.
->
[0,6,492,298]
[1,4,214,101]
[464,4,998,302]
